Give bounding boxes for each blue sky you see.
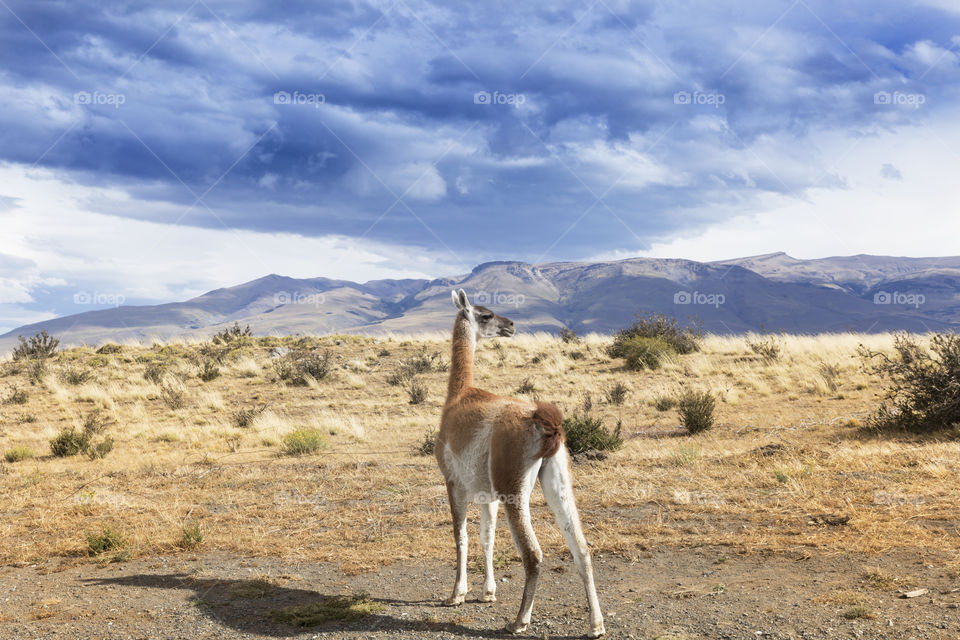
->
[1,0,959,332]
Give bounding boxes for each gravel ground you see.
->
[1,546,958,639]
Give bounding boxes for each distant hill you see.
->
[2,253,958,352]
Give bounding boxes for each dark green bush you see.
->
[281,428,327,455]
[4,446,34,462]
[50,427,91,457]
[619,336,676,370]
[563,414,623,454]
[86,527,124,555]
[677,389,716,433]
[559,327,580,344]
[859,332,960,433]
[417,428,437,456]
[198,359,221,382]
[605,381,629,405]
[608,313,702,358]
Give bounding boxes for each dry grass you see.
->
[0,332,957,575]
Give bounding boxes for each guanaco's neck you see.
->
[446,313,475,402]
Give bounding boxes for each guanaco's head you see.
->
[451,288,515,339]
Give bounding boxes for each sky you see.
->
[1,0,959,332]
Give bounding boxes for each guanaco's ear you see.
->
[451,288,471,311]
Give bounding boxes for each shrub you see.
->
[59,365,94,386]
[178,524,204,549]
[606,381,628,405]
[407,378,427,405]
[559,327,580,344]
[387,349,445,386]
[143,362,168,384]
[212,322,253,345]
[82,408,110,435]
[619,336,675,370]
[417,428,437,456]
[563,414,623,455]
[197,359,221,382]
[281,428,328,455]
[677,388,716,433]
[747,334,782,361]
[232,404,268,428]
[4,447,34,463]
[3,385,28,405]
[50,427,91,457]
[159,377,186,409]
[86,437,114,459]
[12,330,60,361]
[516,377,537,395]
[608,313,702,358]
[275,349,332,386]
[653,394,676,411]
[96,343,123,354]
[26,359,47,384]
[859,332,960,433]
[86,527,124,555]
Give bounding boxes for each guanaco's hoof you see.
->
[588,622,606,638]
[443,595,465,606]
[506,621,528,635]
[480,591,496,602]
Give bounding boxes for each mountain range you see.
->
[2,252,959,352]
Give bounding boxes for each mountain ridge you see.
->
[2,253,958,352]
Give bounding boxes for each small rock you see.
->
[900,589,929,598]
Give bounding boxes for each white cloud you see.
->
[0,163,463,331]
[638,119,960,261]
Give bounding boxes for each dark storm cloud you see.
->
[0,0,958,258]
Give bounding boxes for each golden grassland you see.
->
[0,331,958,575]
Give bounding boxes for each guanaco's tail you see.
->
[533,401,566,459]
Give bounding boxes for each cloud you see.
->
[881,163,903,180]
[0,0,959,329]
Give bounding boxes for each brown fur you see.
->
[532,402,565,459]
